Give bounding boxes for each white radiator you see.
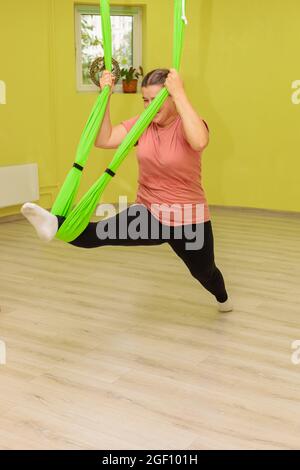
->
[0,163,39,209]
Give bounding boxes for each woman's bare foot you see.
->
[21,203,58,242]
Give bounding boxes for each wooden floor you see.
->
[0,207,300,450]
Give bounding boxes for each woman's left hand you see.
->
[165,69,185,99]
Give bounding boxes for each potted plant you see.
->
[120,66,144,93]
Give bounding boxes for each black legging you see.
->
[56,205,228,303]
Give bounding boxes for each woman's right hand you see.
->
[99,70,116,95]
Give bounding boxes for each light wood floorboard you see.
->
[0,208,300,450]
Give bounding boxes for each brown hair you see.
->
[141,68,170,88]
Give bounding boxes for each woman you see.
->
[21,68,233,312]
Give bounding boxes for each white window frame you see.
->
[75,5,143,93]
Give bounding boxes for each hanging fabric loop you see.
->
[51,0,188,243]
[181,0,188,25]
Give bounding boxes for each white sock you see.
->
[217,297,234,313]
[21,203,58,242]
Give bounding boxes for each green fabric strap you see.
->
[52,0,187,243]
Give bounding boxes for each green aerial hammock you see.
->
[51,0,188,243]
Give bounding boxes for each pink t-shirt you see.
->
[121,114,211,226]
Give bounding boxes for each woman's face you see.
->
[141,84,178,125]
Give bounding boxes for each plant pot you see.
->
[122,79,138,93]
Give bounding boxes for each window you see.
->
[75,5,143,93]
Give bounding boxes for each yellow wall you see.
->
[201,0,300,212]
[0,0,58,216]
[0,0,299,218]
